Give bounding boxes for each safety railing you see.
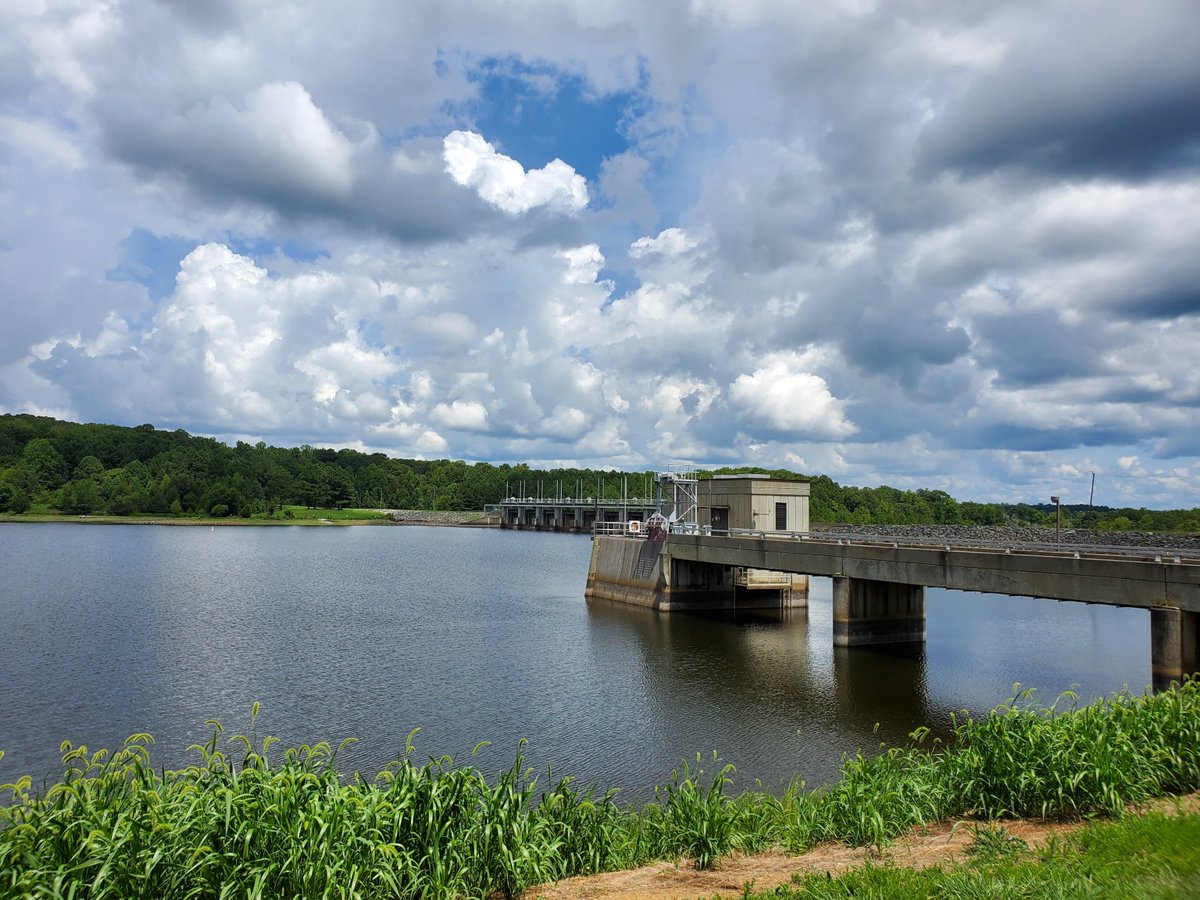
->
[734,568,794,588]
[667,526,1199,565]
[593,521,644,536]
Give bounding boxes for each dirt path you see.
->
[531,793,1200,899]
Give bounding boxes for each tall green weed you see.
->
[2,680,1198,896]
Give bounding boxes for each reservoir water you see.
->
[0,523,1152,800]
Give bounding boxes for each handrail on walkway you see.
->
[593,521,644,536]
[592,520,1198,565]
[666,525,1199,565]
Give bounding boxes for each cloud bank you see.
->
[2,0,1199,507]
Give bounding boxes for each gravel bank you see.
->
[385,509,498,526]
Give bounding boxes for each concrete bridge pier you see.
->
[832,576,926,646]
[1151,608,1199,691]
[667,557,737,610]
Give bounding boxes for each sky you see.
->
[1,0,1198,508]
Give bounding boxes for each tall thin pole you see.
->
[1089,473,1095,507]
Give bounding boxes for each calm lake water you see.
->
[0,523,1151,800]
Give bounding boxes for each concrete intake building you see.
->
[699,475,810,533]
[585,474,810,611]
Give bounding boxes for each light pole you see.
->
[1051,495,1061,543]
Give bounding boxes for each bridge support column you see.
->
[833,576,925,646]
[665,557,736,610]
[1151,608,1198,691]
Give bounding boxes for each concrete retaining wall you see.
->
[585,536,669,609]
[584,536,742,610]
[586,536,807,612]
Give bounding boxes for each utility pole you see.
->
[1051,495,1061,543]
[1089,473,1095,507]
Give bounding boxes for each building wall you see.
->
[699,478,810,532]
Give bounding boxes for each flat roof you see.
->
[701,477,810,495]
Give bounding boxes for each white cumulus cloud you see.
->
[430,399,490,432]
[443,130,589,215]
[729,353,858,439]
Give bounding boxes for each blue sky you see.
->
[2,0,1199,508]
[467,58,636,182]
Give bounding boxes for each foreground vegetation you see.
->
[755,810,1200,899]
[3,414,1198,530]
[3,683,1199,898]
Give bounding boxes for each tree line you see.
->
[0,414,1196,532]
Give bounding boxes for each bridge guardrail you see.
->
[666,525,1199,565]
[593,521,657,537]
[593,522,631,536]
[734,567,794,588]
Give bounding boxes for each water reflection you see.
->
[0,526,1156,801]
[585,593,938,788]
[832,644,935,741]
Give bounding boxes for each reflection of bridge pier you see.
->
[582,591,935,787]
[832,641,931,737]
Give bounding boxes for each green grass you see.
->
[270,505,390,522]
[0,508,391,526]
[755,810,1200,898]
[3,681,1199,898]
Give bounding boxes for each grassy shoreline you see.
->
[0,507,496,528]
[3,682,1199,898]
[742,805,1200,899]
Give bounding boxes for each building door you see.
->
[711,507,729,531]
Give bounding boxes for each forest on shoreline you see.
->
[2,413,1197,532]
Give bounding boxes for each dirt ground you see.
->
[530,793,1200,899]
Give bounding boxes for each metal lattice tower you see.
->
[657,463,699,531]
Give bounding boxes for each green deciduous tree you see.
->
[0,480,31,513]
[62,479,102,514]
[20,437,68,492]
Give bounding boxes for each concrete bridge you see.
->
[585,528,1200,690]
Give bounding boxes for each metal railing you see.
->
[503,497,657,506]
[593,521,643,536]
[734,568,794,588]
[667,526,1199,565]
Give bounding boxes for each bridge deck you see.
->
[665,529,1200,611]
